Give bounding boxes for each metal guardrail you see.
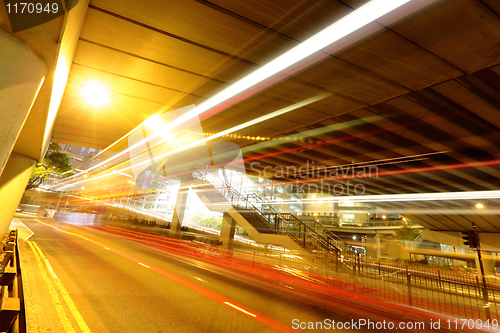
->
[338,259,500,322]
[0,229,21,333]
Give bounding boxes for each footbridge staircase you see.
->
[191,171,358,263]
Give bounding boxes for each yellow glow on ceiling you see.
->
[81,81,111,107]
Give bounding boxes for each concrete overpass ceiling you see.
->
[48,0,500,231]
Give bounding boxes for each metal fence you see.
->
[201,243,500,322]
[345,260,500,321]
[104,224,500,323]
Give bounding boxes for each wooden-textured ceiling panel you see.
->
[388,0,500,73]
[212,0,464,91]
[80,8,255,83]
[54,116,131,136]
[73,40,224,97]
[66,64,203,105]
[90,0,295,64]
[334,24,463,91]
[208,0,351,41]
[47,0,500,233]
[56,106,142,131]
[295,58,409,105]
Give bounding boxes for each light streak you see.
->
[54,0,415,189]
[272,189,500,205]
[118,93,330,172]
[33,219,294,332]
[56,94,328,189]
[224,302,257,317]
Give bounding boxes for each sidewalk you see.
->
[12,218,91,333]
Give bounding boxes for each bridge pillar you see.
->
[0,30,46,235]
[220,212,236,249]
[170,188,189,238]
[374,233,382,259]
[0,154,36,235]
[0,30,46,177]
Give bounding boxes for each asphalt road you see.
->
[17,216,458,333]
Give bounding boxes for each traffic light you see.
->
[462,230,477,248]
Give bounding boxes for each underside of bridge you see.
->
[2,0,500,235]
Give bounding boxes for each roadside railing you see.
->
[103,222,500,323]
[316,258,500,322]
[0,229,21,333]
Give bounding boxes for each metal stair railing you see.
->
[192,170,358,259]
[193,170,279,233]
[265,212,357,257]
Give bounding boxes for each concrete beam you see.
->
[422,229,500,252]
[10,0,91,161]
[0,30,46,176]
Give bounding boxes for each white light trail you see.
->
[56,0,414,188]
[275,190,500,205]
[223,302,257,317]
[117,93,330,173]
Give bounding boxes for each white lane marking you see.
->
[11,218,34,240]
[223,302,257,317]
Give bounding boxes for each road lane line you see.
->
[31,240,92,333]
[11,218,34,240]
[138,263,150,268]
[27,241,76,333]
[33,219,294,332]
[44,259,58,279]
[31,242,59,279]
[224,302,257,317]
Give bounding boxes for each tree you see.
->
[190,212,222,230]
[26,143,73,190]
[394,225,421,241]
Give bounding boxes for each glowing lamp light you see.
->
[476,203,484,209]
[381,215,386,219]
[81,81,110,107]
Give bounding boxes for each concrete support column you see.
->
[370,205,377,219]
[170,188,189,238]
[375,232,381,259]
[333,202,339,216]
[220,212,236,249]
[0,29,47,176]
[0,153,36,235]
[278,184,293,214]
